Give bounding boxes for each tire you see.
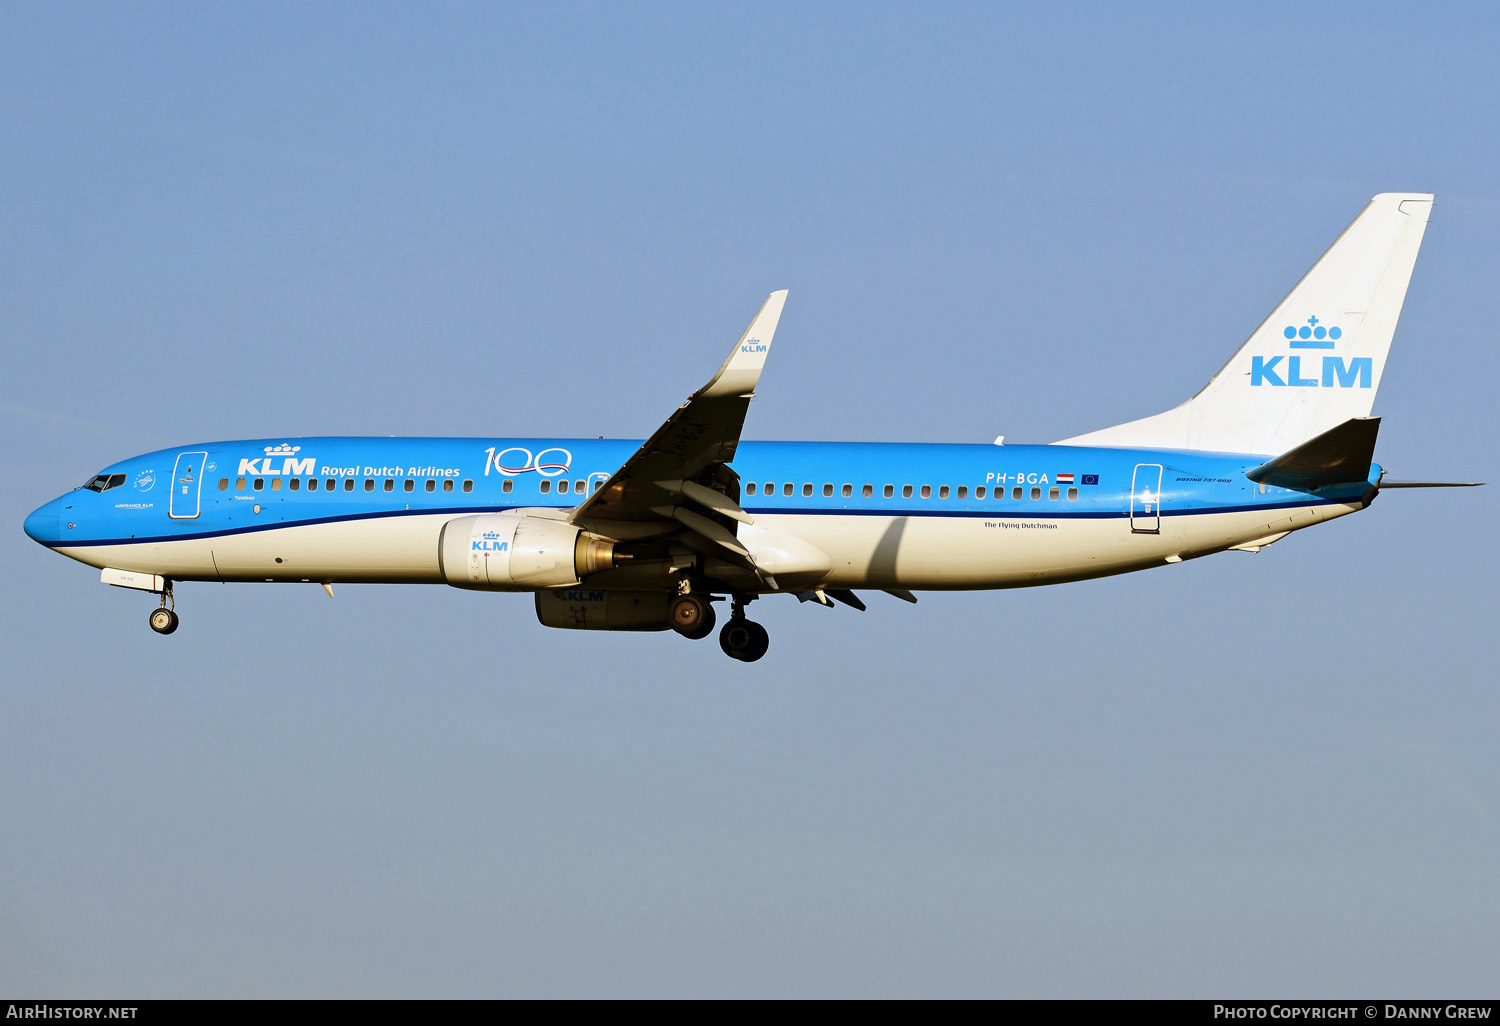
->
[670,593,715,639]
[719,618,769,661]
[149,608,179,635]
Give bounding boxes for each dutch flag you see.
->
[1056,473,1075,484]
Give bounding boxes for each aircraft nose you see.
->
[23,498,60,546]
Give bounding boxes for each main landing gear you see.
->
[719,596,769,663]
[670,591,769,661]
[148,581,179,635]
[668,592,716,640]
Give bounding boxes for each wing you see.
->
[569,291,787,566]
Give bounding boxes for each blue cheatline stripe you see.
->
[46,497,1348,549]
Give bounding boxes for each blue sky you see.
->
[3,2,1496,997]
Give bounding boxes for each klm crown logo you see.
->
[1284,316,1342,350]
[240,442,314,476]
[473,529,509,553]
[1253,315,1369,390]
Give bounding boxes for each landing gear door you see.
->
[1130,463,1163,534]
[169,451,208,519]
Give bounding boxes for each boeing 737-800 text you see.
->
[23,193,1476,661]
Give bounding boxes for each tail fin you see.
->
[1058,193,1434,455]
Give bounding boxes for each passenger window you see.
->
[783,483,793,496]
[764,483,773,495]
[803,484,812,497]
[307,479,318,491]
[444,479,454,493]
[862,485,873,498]
[289,478,300,491]
[557,479,569,494]
[1031,486,1041,500]
[384,479,394,492]
[1049,486,1059,500]
[920,485,931,498]
[747,482,757,495]
[272,478,282,491]
[822,484,833,497]
[956,485,966,499]
[501,480,512,493]
[464,480,474,493]
[975,486,985,499]
[218,478,228,490]
[325,479,336,491]
[883,485,894,498]
[842,484,853,497]
[1012,486,1023,500]
[574,480,584,493]
[540,479,551,493]
[592,480,602,492]
[254,478,264,490]
[902,485,913,498]
[342,479,353,492]
[1068,487,1079,501]
[403,479,414,492]
[424,479,435,492]
[939,485,950,499]
[364,479,374,492]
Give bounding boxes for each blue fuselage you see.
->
[25,436,1377,555]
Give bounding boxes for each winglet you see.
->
[696,290,788,400]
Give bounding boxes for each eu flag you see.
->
[1081,474,1099,485]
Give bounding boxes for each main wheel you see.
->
[148,608,179,635]
[719,618,769,662]
[669,593,715,639]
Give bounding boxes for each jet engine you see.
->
[438,512,619,590]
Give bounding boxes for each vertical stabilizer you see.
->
[1057,193,1433,455]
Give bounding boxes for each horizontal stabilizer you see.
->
[1245,417,1380,490]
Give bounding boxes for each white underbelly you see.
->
[762,502,1360,590]
[56,514,450,584]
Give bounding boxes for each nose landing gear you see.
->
[719,596,769,662]
[148,581,179,635]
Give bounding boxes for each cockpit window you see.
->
[83,473,127,492]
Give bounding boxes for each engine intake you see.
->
[439,513,619,590]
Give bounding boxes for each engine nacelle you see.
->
[438,513,618,590]
[534,589,673,631]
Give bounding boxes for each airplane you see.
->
[22,193,1479,662]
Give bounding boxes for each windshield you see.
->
[82,473,127,492]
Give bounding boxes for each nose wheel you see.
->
[148,580,178,635]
